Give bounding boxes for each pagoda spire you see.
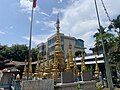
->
[34,53,41,78]
[52,53,59,79]
[65,50,71,72]
[29,58,33,77]
[94,55,99,78]
[55,13,65,72]
[69,42,74,69]
[44,52,51,78]
[73,56,79,76]
[81,52,86,72]
[22,59,27,78]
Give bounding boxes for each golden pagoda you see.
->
[52,53,59,79]
[73,56,79,76]
[40,63,44,78]
[68,43,74,69]
[65,50,71,72]
[54,14,65,72]
[94,55,99,78]
[29,58,33,76]
[34,53,41,78]
[22,59,27,77]
[81,52,86,72]
[44,52,51,78]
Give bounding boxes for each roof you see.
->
[76,60,104,65]
[76,54,103,61]
[5,61,37,66]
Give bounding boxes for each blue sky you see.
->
[0,0,120,52]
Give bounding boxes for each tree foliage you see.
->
[108,15,120,62]
[0,44,38,62]
[94,15,120,63]
[75,50,82,57]
[93,26,115,53]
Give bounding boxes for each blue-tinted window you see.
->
[48,37,56,46]
[61,45,64,51]
[50,46,55,52]
[48,36,64,46]
[60,36,64,42]
[75,39,84,47]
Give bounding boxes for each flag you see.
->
[33,0,36,8]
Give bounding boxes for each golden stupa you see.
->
[52,53,60,79]
[34,53,41,78]
[54,14,65,72]
[23,59,27,77]
[28,58,33,77]
[68,43,74,69]
[73,56,79,76]
[94,55,99,78]
[81,52,86,72]
[44,52,51,78]
[65,50,71,72]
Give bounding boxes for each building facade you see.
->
[37,33,85,59]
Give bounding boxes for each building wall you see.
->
[38,33,85,59]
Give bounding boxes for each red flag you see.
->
[33,0,36,8]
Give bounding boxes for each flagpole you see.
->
[27,2,34,80]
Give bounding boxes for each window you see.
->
[75,39,84,47]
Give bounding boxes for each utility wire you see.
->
[100,0,111,22]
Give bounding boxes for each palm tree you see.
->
[93,26,115,53]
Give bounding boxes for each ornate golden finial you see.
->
[23,59,27,77]
[16,74,20,80]
[94,55,99,78]
[55,13,65,72]
[65,50,71,72]
[29,58,33,76]
[73,56,79,76]
[69,43,74,69]
[81,52,86,72]
[52,53,59,79]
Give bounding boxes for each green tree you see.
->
[0,45,11,59]
[31,48,39,61]
[0,44,39,62]
[93,26,115,53]
[108,15,120,62]
[75,51,82,57]
[108,15,120,74]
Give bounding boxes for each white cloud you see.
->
[36,20,40,24]
[58,0,63,3]
[20,0,39,13]
[9,26,13,29]
[43,21,56,29]
[20,0,32,12]
[23,34,53,45]
[41,12,50,17]
[60,0,120,53]
[0,31,5,34]
[28,16,31,21]
[52,8,65,15]
[5,26,14,30]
